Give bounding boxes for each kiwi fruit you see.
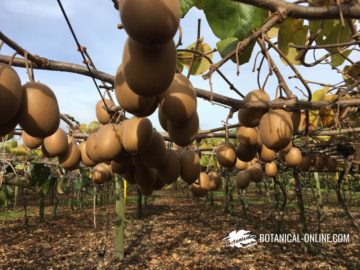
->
[19,82,60,138]
[122,38,176,97]
[236,170,251,189]
[0,114,18,137]
[22,131,42,149]
[199,172,210,190]
[326,157,337,172]
[180,150,200,184]
[139,185,153,196]
[85,132,101,162]
[236,143,257,162]
[123,172,136,185]
[259,144,277,162]
[259,109,293,151]
[111,158,134,175]
[238,89,270,127]
[158,149,180,184]
[133,160,156,190]
[288,110,301,132]
[92,163,111,185]
[208,171,222,191]
[284,147,302,167]
[167,112,199,146]
[190,182,208,197]
[79,141,96,167]
[0,63,22,124]
[314,155,326,171]
[119,0,180,46]
[265,162,277,177]
[140,131,167,168]
[236,126,258,146]
[93,123,123,161]
[159,73,197,123]
[122,117,153,153]
[41,144,51,158]
[235,158,248,170]
[59,144,81,170]
[300,155,312,171]
[114,66,158,116]
[43,128,68,157]
[96,99,114,125]
[158,107,168,131]
[282,140,293,153]
[248,163,263,182]
[153,175,166,191]
[216,142,237,168]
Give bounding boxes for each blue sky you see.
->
[0,0,349,132]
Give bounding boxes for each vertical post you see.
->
[314,172,323,206]
[93,185,97,229]
[115,177,124,260]
[39,191,45,221]
[224,171,229,213]
[23,188,28,226]
[13,186,18,210]
[136,187,142,219]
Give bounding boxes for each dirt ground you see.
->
[0,189,359,270]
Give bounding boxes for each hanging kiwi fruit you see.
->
[235,158,248,170]
[153,175,166,191]
[0,63,22,125]
[95,99,114,125]
[111,158,134,175]
[284,147,303,167]
[119,0,180,47]
[258,109,293,151]
[92,163,112,185]
[22,131,42,149]
[236,126,258,146]
[0,114,18,137]
[190,182,208,197]
[167,112,199,147]
[180,149,200,184]
[158,106,168,131]
[314,155,326,171]
[140,131,167,168]
[216,142,237,168]
[326,156,337,172]
[122,117,153,153]
[79,141,96,167]
[248,163,263,182]
[92,123,123,161]
[158,149,180,184]
[236,170,251,189]
[259,144,277,162]
[299,154,312,171]
[122,38,176,97]
[238,89,270,127]
[85,132,101,163]
[236,142,257,162]
[19,82,60,138]
[43,128,68,158]
[265,162,277,177]
[114,66,158,117]
[159,73,197,123]
[58,143,81,170]
[208,171,222,191]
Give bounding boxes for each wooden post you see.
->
[115,177,125,260]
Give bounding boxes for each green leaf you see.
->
[180,0,197,17]
[331,50,351,67]
[216,37,255,65]
[87,121,101,133]
[278,18,308,65]
[203,0,267,40]
[343,61,360,86]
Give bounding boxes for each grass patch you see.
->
[0,210,23,221]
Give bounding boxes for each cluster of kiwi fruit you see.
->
[0,63,81,170]
[82,114,201,194]
[190,171,222,197]
[214,89,307,187]
[299,153,337,172]
[115,0,199,147]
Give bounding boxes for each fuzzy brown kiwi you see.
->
[92,163,111,185]
[236,126,258,146]
[259,109,293,151]
[95,99,114,125]
[123,172,136,185]
[326,156,337,172]
[248,163,263,182]
[235,158,248,170]
[0,63,22,124]
[208,171,222,191]
[284,147,302,167]
[122,38,176,97]
[19,82,60,138]
[0,114,18,137]
[216,142,237,168]
[139,131,167,168]
[79,141,96,167]
[122,117,153,153]
[259,144,277,162]
[158,106,168,131]
[180,150,200,184]
[59,144,81,170]
[85,132,100,162]
[43,128,68,157]
[93,123,123,162]
[282,140,293,153]
[22,131,42,149]
[119,0,180,46]
[167,112,199,147]
[159,73,197,123]
[153,175,166,191]
[314,155,326,171]
[139,185,153,196]
[190,182,208,197]
[236,170,251,189]
[41,144,51,158]
[111,158,134,175]
[199,172,210,191]
[236,143,257,162]
[299,155,312,171]
[288,110,301,132]
[265,162,277,177]
[238,89,270,127]
[158,149,180,184]
[114,66,158,116]
[133,160,156,190]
